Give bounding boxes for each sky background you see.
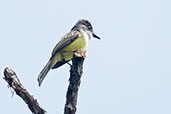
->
[0,0,171,114]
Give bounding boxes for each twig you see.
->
[64,50,85,114]
[3,67,46,114]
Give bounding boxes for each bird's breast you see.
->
[59,32,89,61]
[62,31,89,51]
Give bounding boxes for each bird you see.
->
[37,19,100,86]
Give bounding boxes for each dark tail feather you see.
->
[37,60,51,86]
[52,60,70,69]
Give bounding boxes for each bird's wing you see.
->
[51,30,80,59]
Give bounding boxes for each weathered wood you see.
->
[3,68,46,114]
[64,50,85,114]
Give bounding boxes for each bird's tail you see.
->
[37,60,51,86]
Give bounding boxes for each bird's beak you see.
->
[93,33,101,40]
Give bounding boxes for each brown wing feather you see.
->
[50,30,79,60]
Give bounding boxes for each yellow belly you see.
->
[50,35,88,68]
[60,35,87,60]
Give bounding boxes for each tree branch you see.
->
[3,67,46,114]
[3,50,85,114]
[64,50,85,114]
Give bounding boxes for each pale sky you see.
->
[0,0,171,114]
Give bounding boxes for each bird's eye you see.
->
[88,25,92,30]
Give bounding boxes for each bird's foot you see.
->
[67,62,72,67]
[74,49,86,58]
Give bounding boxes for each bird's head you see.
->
[72,19,101,40]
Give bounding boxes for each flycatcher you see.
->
[37,19,100,86]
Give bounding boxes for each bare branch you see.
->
[64,50,85,114]
[3,67,46,114]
